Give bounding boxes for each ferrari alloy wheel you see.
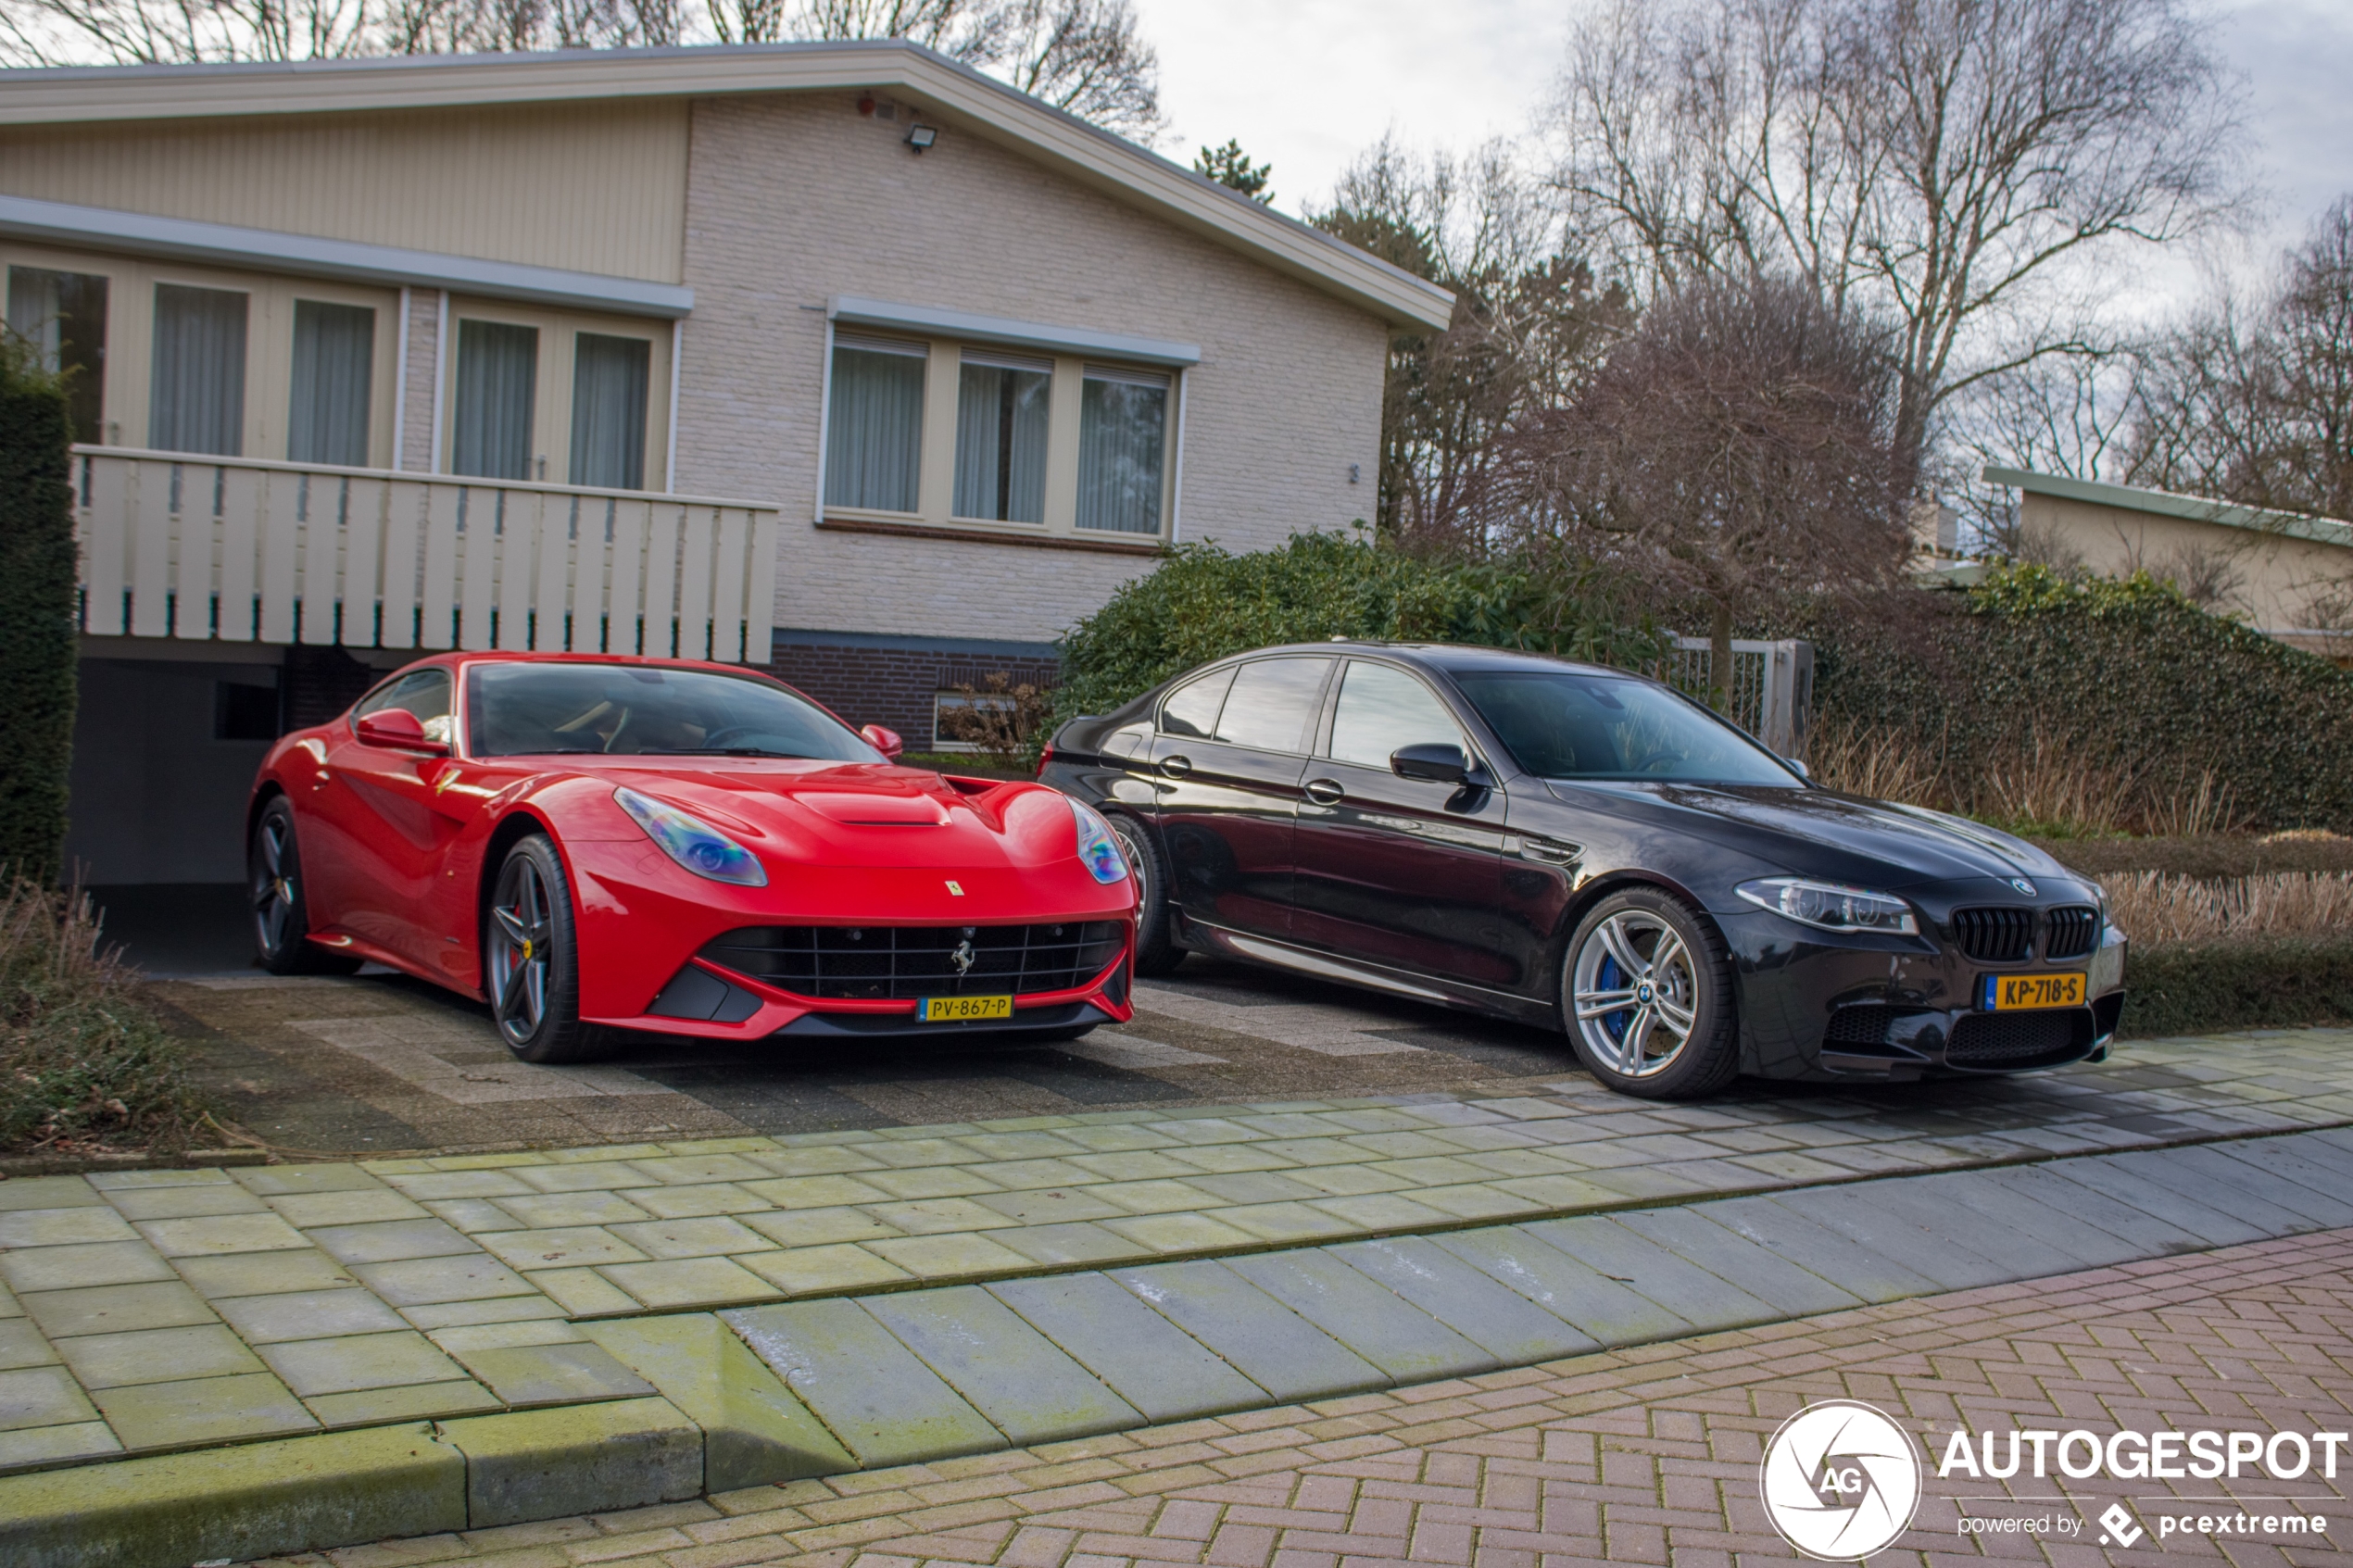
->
[484,835,605,1064]
[248,797,359,976]
[1107,814,1183,976]
[1563,887,1738,1098]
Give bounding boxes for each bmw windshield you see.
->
[1453,671,1799,785]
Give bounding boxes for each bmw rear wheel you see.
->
[1563,887,1738,1098]
[485,834,606,1064]
[248,797,360,976]
[1106,813,1184,976]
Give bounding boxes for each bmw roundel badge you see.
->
[2010,877,2036,896]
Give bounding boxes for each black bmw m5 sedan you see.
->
[1038,641,2126,1098]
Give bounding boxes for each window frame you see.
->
[0,241,399,463]
[436,296,669,491]
[818,319,1184,547]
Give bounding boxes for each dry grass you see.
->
[2105,870,2353,946]
[1,880,206,1155]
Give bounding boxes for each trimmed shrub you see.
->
[1807,566,2353,834]
[2118,937,2353,1038]
[0,336,80,884]
[1057,531,1667,722]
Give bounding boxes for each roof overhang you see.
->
[0,192,692,316]
[1985,465,2353,551]
[0,42,1456,332]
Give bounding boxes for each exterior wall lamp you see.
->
[906,124,938,153]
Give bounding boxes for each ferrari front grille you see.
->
[1948,907,2033,962]
[699,922,1126,1000]
[2044,906,2100,960]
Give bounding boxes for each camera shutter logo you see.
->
[1758,1400,1924,1560]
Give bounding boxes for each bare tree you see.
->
[1313,137,1632,550]
[1548,0,2247,500]
[0,0,1162,139]
[1501,271,1906,709]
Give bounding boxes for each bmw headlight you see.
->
[614,786,767,887]
[1737,876,1917,935]
[1069,799,1131,885]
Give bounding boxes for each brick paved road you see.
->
[245,1226,2353,1568]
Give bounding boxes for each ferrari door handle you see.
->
[1159,755,1192,779]
[1302,778,1344,805]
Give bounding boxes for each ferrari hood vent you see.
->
[790,791,952,826]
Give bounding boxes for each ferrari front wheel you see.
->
[484,834,606,1063]
[249,797,359,976]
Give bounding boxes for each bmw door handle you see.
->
[1159,755,1192,779]
[1302,778,1344,805]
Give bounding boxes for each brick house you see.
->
[0,43,1451,885]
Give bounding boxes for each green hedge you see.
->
[0,338,80,885]
[1808,566,2353,834]
[2117,936,2353,1038]
[1057,532,1666,721]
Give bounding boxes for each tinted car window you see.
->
[1454,671,1795,784]
[355,669,453,744]
[468,664,880,760]
[1327,662,1466,769]
[1214,658,1332,753]
[1159,667,1235,738]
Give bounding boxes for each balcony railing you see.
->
[71,445,782,663]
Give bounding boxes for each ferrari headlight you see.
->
[614,786,767,887]
[1737,876,1916,935]
[1069,799,1131,885]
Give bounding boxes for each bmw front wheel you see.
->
[1563,887,1738,1098]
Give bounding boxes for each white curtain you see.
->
[149,283,247,457]
[288,300,374,467]
[453,320,538,481]
[824,338,925,512]
[952,354,1051,522]
[570,332,650,489]
[6,267,107,441]
[1076,367,1168,533]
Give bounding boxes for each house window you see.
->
[570,332,650,490]
[825,335,926,513]
[6,266,107,442]
[953,352,1051,523]
[1076,366,1169,534]
[452,319,538,481]
[150,282,247,457]
[288,299,374,468]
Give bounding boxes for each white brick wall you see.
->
[673,94,1390,646]
[397,287,442,473]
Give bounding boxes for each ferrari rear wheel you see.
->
[1562,887,1739,1099]
[1107,814,1183,976]
[248,797,360,976]
[484,835,607,1064]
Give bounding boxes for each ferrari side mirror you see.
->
[862,724,904,760]
[1391,743,1468,784]
[356,709,449,755]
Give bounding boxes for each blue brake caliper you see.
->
[1597,954,1627,1042]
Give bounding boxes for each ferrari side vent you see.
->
[2044,906,2100,960]
[700,922,1126,1000]
[1948,907,2033,962]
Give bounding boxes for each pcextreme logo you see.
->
[1758,1400,1925,1560]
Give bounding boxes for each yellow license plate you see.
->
[1984,972,2086,1010]
[919,995,1013,1022]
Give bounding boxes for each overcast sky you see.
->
[1134,0,2353,290]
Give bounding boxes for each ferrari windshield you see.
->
[1453,671,1798,785]
[467,663,881,761]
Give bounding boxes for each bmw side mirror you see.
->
[862,724,904,760]
[1785,758,1810,779]
[355,709,448,756]
[1391,743,1468,784]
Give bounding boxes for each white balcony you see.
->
[71,445,782,662]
